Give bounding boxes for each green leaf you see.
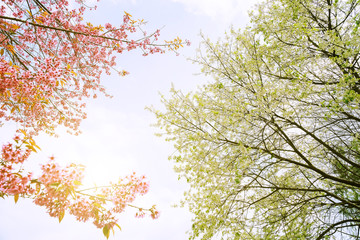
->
[73,180,82,186]
[103,224,110,239]
[30,179,39,184]
[96,194,106,199]
[114,223,122,231]
[50,182,60,187]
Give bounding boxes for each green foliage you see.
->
[152,0,360,239]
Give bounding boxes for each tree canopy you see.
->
[0,0,187,238]
[153,0,360,239]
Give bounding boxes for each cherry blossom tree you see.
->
[0,0,187,238]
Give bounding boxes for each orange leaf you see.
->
[19,129,27,136]
[124,11,132,17]
[36,183,41,194]
[58,210,65,223]
[12,24,19,30]
[14,194,19,204]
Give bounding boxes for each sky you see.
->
[0,0,261,239]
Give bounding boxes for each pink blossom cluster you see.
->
[0,0,177,137]
[34,160,85,218]
[0,139,33,195]
[33,161,154,229]
[135,205,160,219]
[149,205,160,219]
[2,139,31,164]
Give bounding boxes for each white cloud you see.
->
[171,0,262,25]
[108,0,138,4]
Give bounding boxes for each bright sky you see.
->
[0,0,261,239]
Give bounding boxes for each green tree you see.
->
[152,0,360,239]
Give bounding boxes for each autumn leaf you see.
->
[14,194,19,204]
